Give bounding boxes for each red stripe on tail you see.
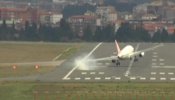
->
[115,40,121,54]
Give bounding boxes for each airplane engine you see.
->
[139,52,145,57]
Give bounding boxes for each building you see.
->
[96,6,118,26]
[68,15,96,37]
[142,21,175,35]
[133,0,175,20]
[40,12,63,25]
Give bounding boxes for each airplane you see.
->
[91,40,163,66]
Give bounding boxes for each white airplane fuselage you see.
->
[117,45,134,60]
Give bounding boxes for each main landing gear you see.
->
[134,57,138,62]
[116,61,120,66]
[112,59,120,66]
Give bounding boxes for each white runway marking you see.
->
[75,77,81,80]
[95,77,101,80]
[85,77,91,80]
[168,72,174,75]
[63,43,102,80]
[140,77,146,80]
[52,47,71,61]
[152,66,175,68]
[125,44,140,76]
[130,77,136,80]
[105,77,111,80]
[52,54,62,61]
[65,48,71,52]
[90,72,96,75]
[170,78,175,81]
[99,72,104,74]
[160,72,165,75]
[151,72,156,75]
[159,59,165,62]
[115,77,121,80]
[150,77,156,80]
[81,72,87,75]
[160,78,166,80]
[63,78,70,80]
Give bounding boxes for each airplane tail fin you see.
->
[115,40,121,54]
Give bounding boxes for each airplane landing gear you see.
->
[116,61,120,66]
[134,57,138,62]
[112,59,116,63]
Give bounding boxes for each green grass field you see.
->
[0,42,82,77]
[0,42,81,63]
[0,82,175,100]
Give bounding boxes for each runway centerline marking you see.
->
[63,43,103,80]
[125,43,140,77]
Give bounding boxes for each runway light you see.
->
[35,65,39,69]
[12,65,16,70]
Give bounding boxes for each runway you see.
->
[60,42,175,82]
[1,42,175,83]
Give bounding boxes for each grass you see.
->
[0,42,82,77]
[0,82,175,100]
[0,42,81,63]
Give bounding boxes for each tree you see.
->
[24,21,38,41]
[116,22,151,42]
[94,25,115,42]
[83,25,93,41]
[0,20,7,40]
[59,18,74,41]
[161,28,170,42]
[94,26,103,41]
[115,22,133,42]
[152,30,161,42]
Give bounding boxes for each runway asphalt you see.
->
[59,42,175,82]
[1,42,175,83]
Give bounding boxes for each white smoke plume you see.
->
[74,54,100,70]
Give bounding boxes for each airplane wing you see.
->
[88,56,118,62]
[88,43,163,62]
[128,43,164,57]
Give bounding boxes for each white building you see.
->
[40,13,63,24]
[96,6,118,26]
